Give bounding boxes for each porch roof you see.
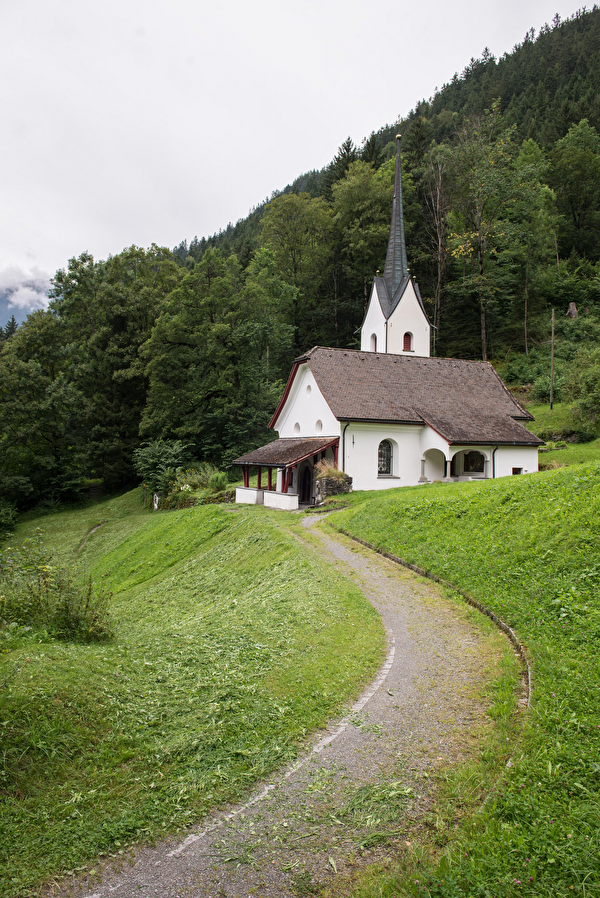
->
[232,436,339,469]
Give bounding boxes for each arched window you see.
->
[370,333,377,352]
[403,332,413,352]
[378,440,392,475]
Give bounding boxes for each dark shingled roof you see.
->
[232,436,339,468]
[289,347,542,446]
[372,274,428,321]
[383,136,409,296]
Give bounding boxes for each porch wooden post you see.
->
[333,442,339,467]
[267,468,273,491]
[257,466,262,490]
[282,466,296,494]
[243,466,249,488]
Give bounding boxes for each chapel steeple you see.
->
[382,134,409,297]
[360,134,430,356]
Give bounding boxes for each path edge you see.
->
[335,527,532,708]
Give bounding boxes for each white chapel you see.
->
[234,138,542,509]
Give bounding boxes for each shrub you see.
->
[573,358,600,428]
[531,373,564,403]
[132,440,193,493]
[158,492,199,510]
[0,500,17,541]
[201,488,236,505]
[207,471,229,493]
[0,532,112,642]
[314,458,347,480]
[167,463,219,494]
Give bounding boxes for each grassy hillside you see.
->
[518,400,600,470]
[328,464,600,897]
[0,492,384,897]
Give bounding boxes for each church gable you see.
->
[272,362,339,439]
[387,280,430,356]
[360,281,386,352]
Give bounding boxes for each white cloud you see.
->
[0,0,586,278]
[0,265,50,312]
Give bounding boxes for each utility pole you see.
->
[550,308,555,410]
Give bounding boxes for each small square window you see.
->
[512,467,523,475]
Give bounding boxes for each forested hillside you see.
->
[2,7,600,511]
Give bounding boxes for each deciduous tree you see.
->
[260,193,333,353]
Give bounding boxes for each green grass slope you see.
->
[521,401,600,470]
[331,465,600,897]
[0,494,384,897]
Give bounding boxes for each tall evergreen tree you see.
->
[49,246,183,488]
[549,119,600,261]
[141,248,294,465]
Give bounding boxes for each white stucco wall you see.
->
[494,446,539,477]
[342,422,424,490]
[360,280,430,357]
[235,487,264,504]
[263,492,299,511]
[275,363,340,438]
[423,448,446,481]
[339,424,539,492]
[360,283,386,352]
[387,281,430,357]
[420,426,450,457]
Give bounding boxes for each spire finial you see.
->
[383,134,409,296]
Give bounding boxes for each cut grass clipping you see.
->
[330,462,600,898]
[0,497,384,897]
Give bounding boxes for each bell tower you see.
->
[360,136,430,357]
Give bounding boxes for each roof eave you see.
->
[447,439,544,447]
[337,416,424,426]
[269,361,300,429]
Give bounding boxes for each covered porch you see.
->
[419,446,494,483]
[232,436,340,510]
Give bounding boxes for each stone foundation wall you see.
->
[316,473,353,500]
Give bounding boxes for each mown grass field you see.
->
[0,492,385,897]
[327,463,600,897]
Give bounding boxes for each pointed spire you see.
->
[383,135,409,297]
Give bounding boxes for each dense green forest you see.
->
[2,7,600,511]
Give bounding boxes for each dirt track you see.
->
[52,517,508,898]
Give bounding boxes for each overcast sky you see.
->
[0,0,584,318]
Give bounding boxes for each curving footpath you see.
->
[52,518,516,898]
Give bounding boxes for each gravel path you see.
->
[53,517,507,898]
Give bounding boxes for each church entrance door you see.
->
[300,466,312,504]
